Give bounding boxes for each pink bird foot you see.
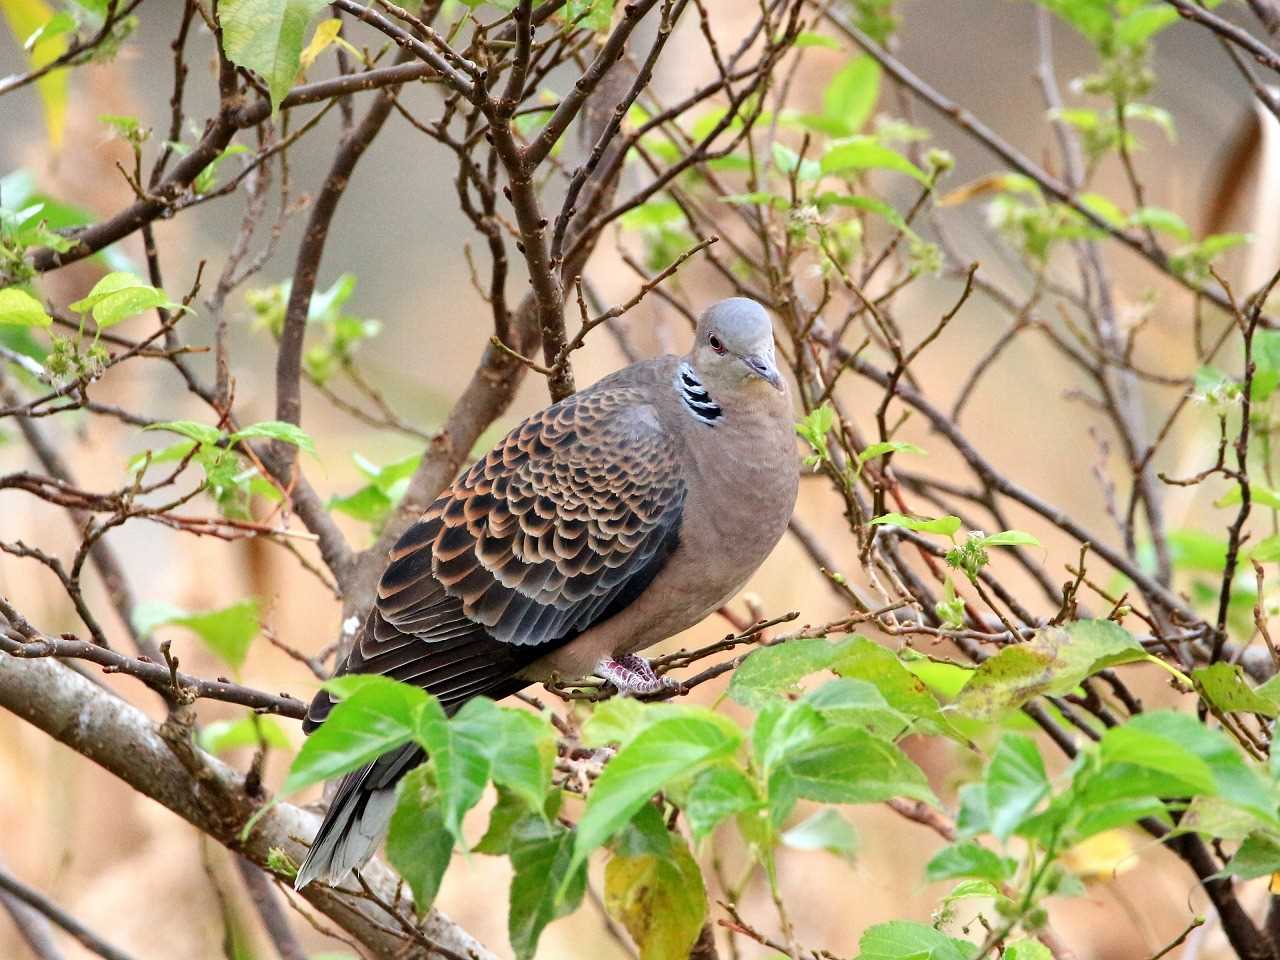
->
[595,654,675,697]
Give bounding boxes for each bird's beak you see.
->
[744,354,784,391]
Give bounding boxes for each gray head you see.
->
[689,297,783,392]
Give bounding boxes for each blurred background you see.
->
[1,1,1276,957]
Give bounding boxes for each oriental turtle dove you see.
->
[296,297,799,889]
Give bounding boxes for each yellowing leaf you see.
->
[1061,830,1137,881]
[938,173,1041,207]
[605,832,706,960]
[0,0,69,148]
[298,17,341,71]
[957,620,1146,719]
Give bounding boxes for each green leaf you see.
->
[1094,725,1218,799]
[795,403,835,469]
[779,723,935,806]
[1030,0,1110,43]
[1194,663,1278,717]
[1172,233,1252,279]
[1218,483,1280,512]
[1086,713,1276,831]
[416,696,492,845]
[265,847,299,879]
[925,840,1015,885]
[1167,529,1228,573]
[68,272,180,328]
[870,512,962,537]
[822,137,929,185]
[1115,5,1179,46]
[1078,192,1125,228]
[1179,796,1261,842]
[793,31,842,49]
[612,803,672,858]
[572,712,741,872]
[855,920,976,960]
[1061,796,1169,843]
[100,114,145,142]
[353,449,421,489]
[1213,831,1280,881]
[858,440,926,464]
[0,287,51,327]
[728,636,853,708]
[385,766,453,914]
[780,807,859,858]
[822,55,881,136]
[986,733,1049,841]
[580,699,724,751]
[801,677,912,740]
[144,419,224,446]
[605,827,706,960]
[509,818,585,960]
[943,877,1006,905]
[132,598,260,672]
[771,142,819,180]
[281,677,427,795]
[832,637,958,739]
[1254,534,1280,564]
[563,0,613,31]
[753,700,826,778]
[619,199,683,230]
[1125,103,1177,142]
[1252,330,1280,401]
[217,0,329,111]
[1003,941,1054,960]
[684,764,762,841]
[1123,711,1278,824]
[474,787,534,855]
[812,192,914,235]
[720,192,788,209]
[452,698,555,813]
[192,142,251,195]
[901,651,975,699]
[956,620,1145,719]
[328,484,393,525]
[229,419,316,455]
[198,713,291,754]
[955,782,992,837]
[581,697,652,749]
[1129,206,1190,242]
[979,530,1040,548]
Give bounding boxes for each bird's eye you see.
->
[708,334,725,355]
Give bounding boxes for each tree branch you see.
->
[27,63,439,274]
[0,651,496,960]
[823,5,1248,318]
[0,865,135,960]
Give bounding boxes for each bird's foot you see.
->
[595,654,675,697]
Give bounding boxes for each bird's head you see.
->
[689,297,784,393]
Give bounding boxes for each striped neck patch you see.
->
[677,362,722,425]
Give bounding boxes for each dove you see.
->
[296,297,798,889]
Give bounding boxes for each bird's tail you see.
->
[294,744,423,890]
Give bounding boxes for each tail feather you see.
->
[294,676,533,890]
[294,745,423,890]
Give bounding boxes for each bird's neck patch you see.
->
[677,361,722,425]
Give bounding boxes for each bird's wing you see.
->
[305,383,686,727]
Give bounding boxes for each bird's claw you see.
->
[595,654,676,697]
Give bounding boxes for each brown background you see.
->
[1,1,1273,957]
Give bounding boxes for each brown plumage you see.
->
[296,297,798,889]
